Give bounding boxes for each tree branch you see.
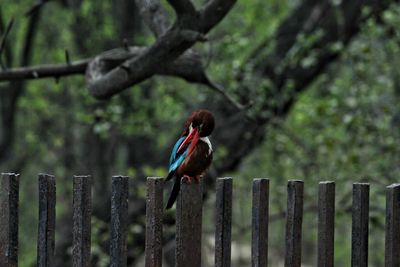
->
[86,0,236,99]
[211,0,396,177]
[0,0,236,103]
[0,3,43,163]
[135,0,170,37]
[0,16,13,62]
[0,60,88,80]
[167,0,197,17]
[199,0,237,32]
[0,46,210,86]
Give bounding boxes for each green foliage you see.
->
[1,0,400,266]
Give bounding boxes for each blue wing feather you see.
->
[168,136,187,173]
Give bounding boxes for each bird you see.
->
[165,109,215,209]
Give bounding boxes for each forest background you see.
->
[1,0,400,266]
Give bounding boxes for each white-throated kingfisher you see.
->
[165,109,215,209]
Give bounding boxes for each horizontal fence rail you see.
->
[0,173,400,266]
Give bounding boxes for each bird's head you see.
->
[177,109,215,154]
[185,109,215,137]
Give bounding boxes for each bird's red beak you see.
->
[177,127,200,156]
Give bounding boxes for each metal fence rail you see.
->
[0,173,399,266]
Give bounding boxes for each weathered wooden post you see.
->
[351,183,369,267]
[175,180,203,267]
[284,180,304,267]
[252,178,269,267]
[145,177,164,267]
[215,177,232,267]
[110,176,129,267]
[317,181,335,267]
[385,183,400,267]
[37,174,56,267]
[72,175,92,267]
[0,173,19,267]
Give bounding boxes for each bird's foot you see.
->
[182,175,194,184]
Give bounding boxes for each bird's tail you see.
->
[166,177,180,209]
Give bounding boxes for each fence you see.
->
[0,173,399,267]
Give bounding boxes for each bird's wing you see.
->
[169,136,185,166]
[168,136,189,174]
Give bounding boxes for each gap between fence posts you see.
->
[0,173,19,267]
[385,183,400,267]
[252,178,269,267]
[317,181,335,267]
[215,177,232,267]
[175,179,203,267]
[72,175,92,267]
[37,174,56,267]
[284,180,304,267]
[145,177,163,267]
[351,183,369,267]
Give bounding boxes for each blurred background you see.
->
[1,0,400,266]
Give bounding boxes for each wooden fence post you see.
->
[317,181,335,267]
[351,183,369,267]
[284,180,304,267]
[215,177,232,267]
[0,173,19,267]
[252,178,269,267]
[145,177,164,267]
[110,176,129,267]
[37,174,56,267]
[385,183,400,267]
[175,180,203,267]
[72,175,92,267]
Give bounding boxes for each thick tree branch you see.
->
[86,0,236,99]
[212,0,396,176]
[0,46,210,84]
[135,0,170,37]
[0,45,244,114]
[87,46,211,85]
[0,0,237,108]
[199,0,237,32]
[167,0,197,17]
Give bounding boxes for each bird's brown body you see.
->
[177,139,213,178]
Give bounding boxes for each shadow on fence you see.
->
[0,172,399,267]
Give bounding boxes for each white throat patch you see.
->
[200,136,213,155]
